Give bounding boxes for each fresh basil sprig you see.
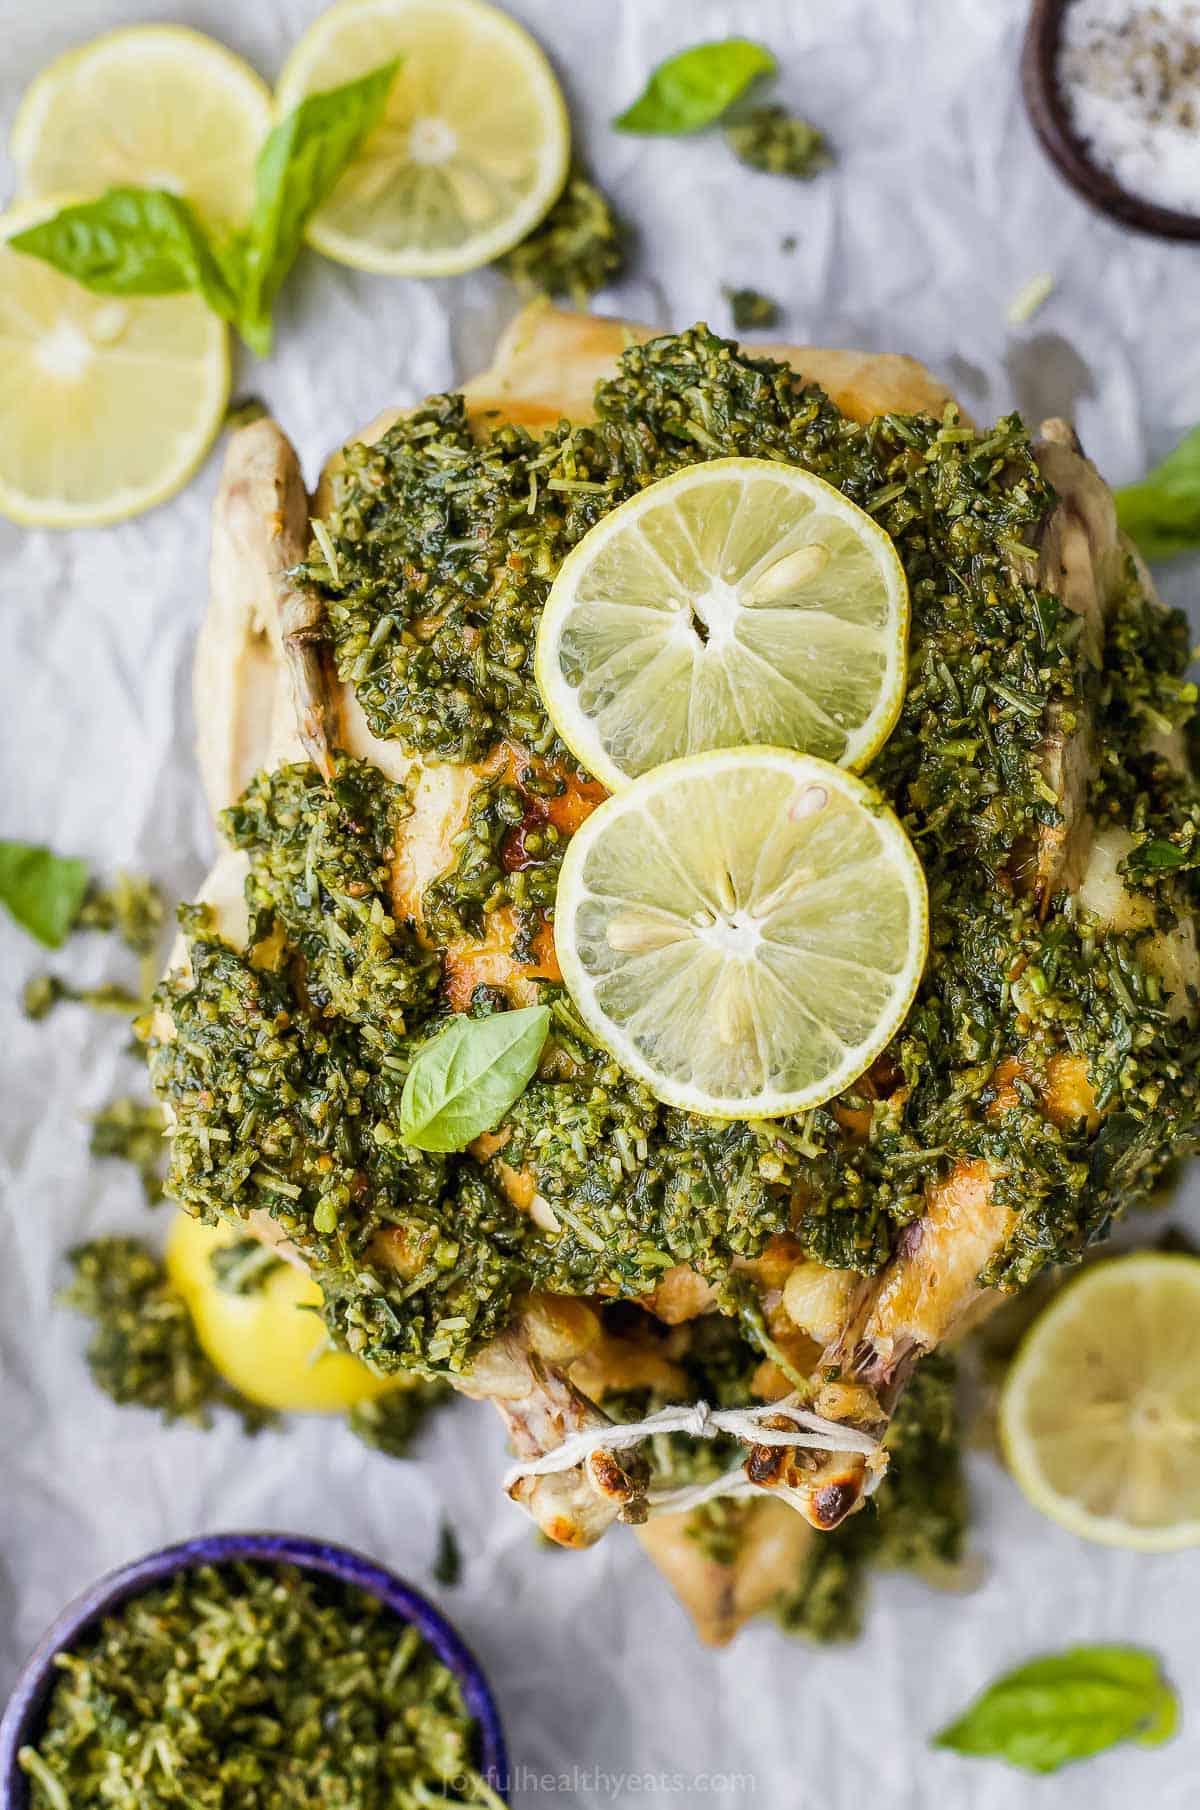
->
[933,1646,1179,1775]
[9,60,397,358]
[0,840,90,949]
[399,1005,550,1153]
[1116,423,1200,563]
[614,39,776,135]
[233,59,397,352]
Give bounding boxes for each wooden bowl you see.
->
[1021,0,1200,242]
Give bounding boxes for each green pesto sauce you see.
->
[498,168,627,304]
[723,105,832,181]
[62,1238,273,1435]
[153,327,1200,1379]
[19,1563,497,1810]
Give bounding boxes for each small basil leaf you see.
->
[1128,837,1190,873]
[1116,423,1200,562]
[236,59,399,355]
[400,1005,550,1153]
[614,39,776,135]
[933,1646,1179,1775]
[0,841,90,949]
[9,188,239,322]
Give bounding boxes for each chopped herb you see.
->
[23,974,144,1021]
[0,841,88,948]
[89,1097,168,1204]
[225,392,269,430]
[61,1238,274,1433]
[19,1561,500,1809]
[420,769,568,949]
[724,104,831,178]
[346,1380,450,1457]
[18,867,163,1017]
[434,1521,463,1586]
[1007,271,1055,326]
[724,285,780,331]
[75,869,164,955]
[500,168,626,302]
[208,1234,285,1293]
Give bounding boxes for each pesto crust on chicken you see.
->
[149,302,1200,1643]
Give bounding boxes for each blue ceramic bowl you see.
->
[0,1532,508,1809]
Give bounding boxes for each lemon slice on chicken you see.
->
[275,0,570,276]
[1001,1252,1200,1552]
[553,747,928,1118]
[0,202,229,528]
[536,457,909,791]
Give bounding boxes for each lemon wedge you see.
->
[274,0,570,275]
[1001,1252,1200,1552]
[0,203,229,528]
[166,1214,395,1415]
[553,746,928,1118]
[11,25,271,234]
[536,457,909,791]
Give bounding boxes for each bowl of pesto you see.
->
[0,1532,508,1809]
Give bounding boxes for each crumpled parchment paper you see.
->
[2,2,1199,1805]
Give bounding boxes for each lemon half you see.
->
[275,0,570,276]
[1001,1252,1200,1552]
[536,457,910,792]
[166,1214,393,1415]
[553,746,928,1119]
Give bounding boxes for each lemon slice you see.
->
[167,1214,395,1414]
[275,0,570,276]
[0,203,229,528]
[536,457,909,791]
[553,746,927,1118]
[1000,1252,1200,1552]
[10,25,271,234]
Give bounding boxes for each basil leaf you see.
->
[7,61,398,360]
[1116,424,1200,562]
[0,841,90,949]
[1128,837,1190,873]
[400,1005,550,1153]
[9,188,239,322]
[933,1646,1179,1774]
[614,39,776,135]
[236,59,399,356]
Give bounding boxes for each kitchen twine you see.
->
[504,1396,886,1517]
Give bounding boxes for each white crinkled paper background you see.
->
[1,2,1199,1805]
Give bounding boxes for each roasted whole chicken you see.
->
[149,304,1200,1643]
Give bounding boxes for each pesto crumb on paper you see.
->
[725,286,781,331]
[725,103,831,178]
